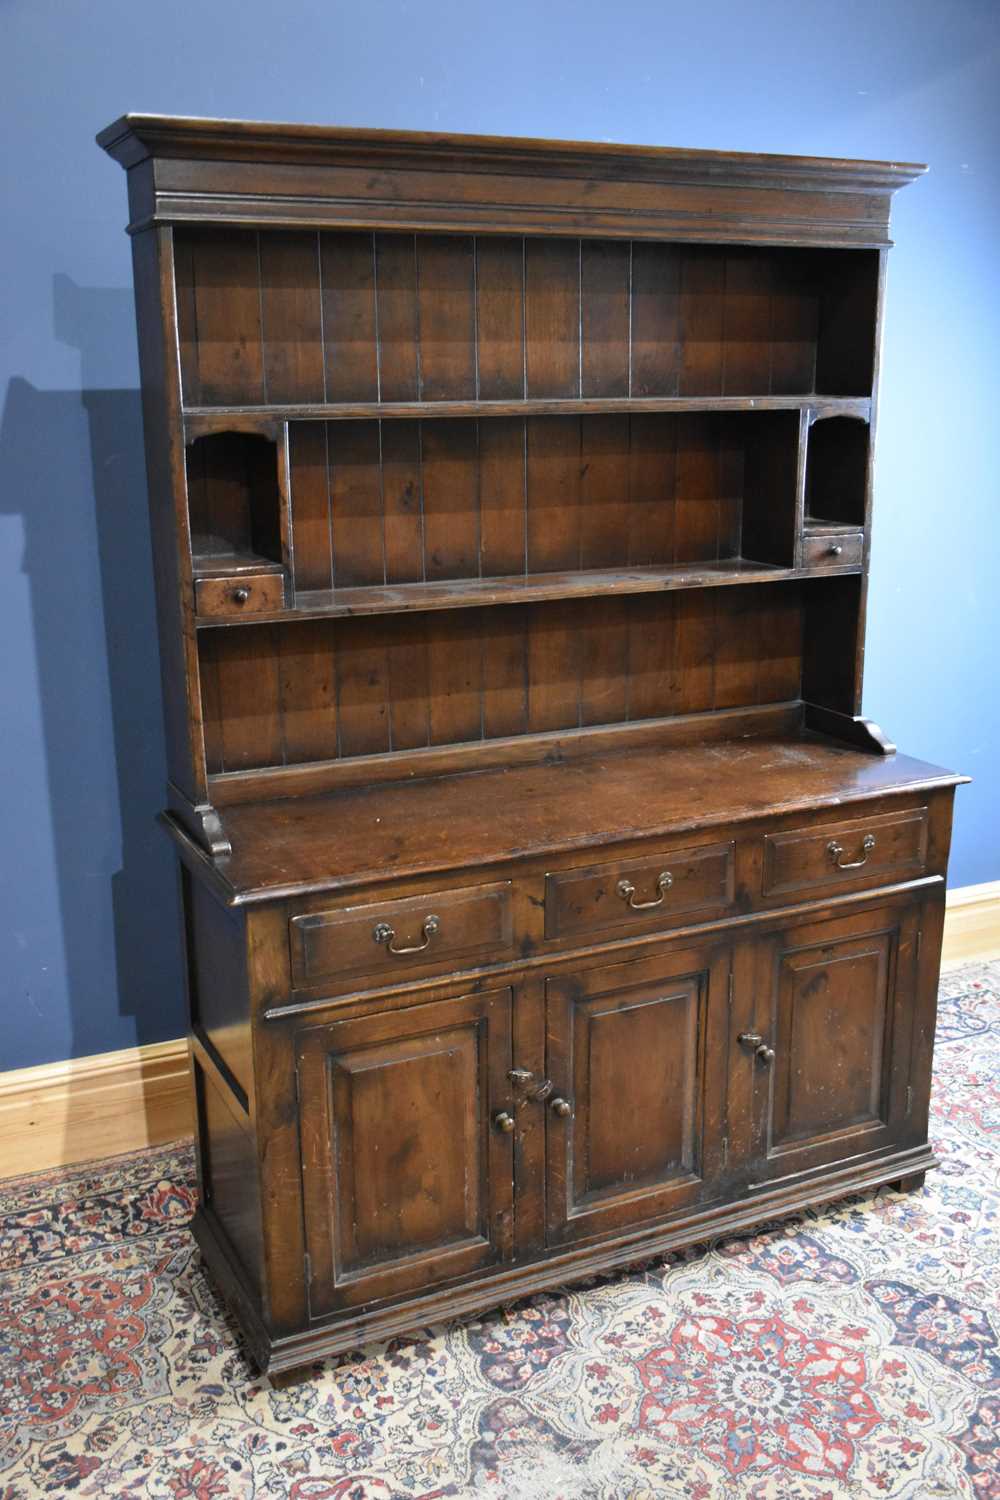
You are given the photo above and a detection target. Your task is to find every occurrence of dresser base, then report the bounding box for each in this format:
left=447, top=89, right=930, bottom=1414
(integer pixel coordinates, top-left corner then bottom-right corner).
left=192, top=1142, right=936, bottom=1376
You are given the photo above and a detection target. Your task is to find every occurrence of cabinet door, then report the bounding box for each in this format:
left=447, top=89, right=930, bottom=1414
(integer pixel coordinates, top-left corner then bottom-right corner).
left=745, top=902, right=920, bottom=1184
left=545, top=943, right=731, bottom=1247
left=296, top=989, right=513, bottom=1316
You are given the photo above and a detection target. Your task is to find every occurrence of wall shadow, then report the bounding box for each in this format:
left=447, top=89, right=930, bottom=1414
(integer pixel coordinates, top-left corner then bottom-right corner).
left=0, top=275, right=185, bottom=1070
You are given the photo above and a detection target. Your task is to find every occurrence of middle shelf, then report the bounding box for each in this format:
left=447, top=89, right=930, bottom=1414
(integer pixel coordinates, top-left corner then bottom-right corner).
left=194, top=556, right=859, bottom=626
left=187, top=404, right=869, bottom=626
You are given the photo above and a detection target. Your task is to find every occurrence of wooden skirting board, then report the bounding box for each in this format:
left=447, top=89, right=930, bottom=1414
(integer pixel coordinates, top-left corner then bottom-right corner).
left=941, top=878, right=1000, bottom=968
left=0, top=882, right=997, bottom=1180
left=0, top=1039, right=192, bottom=1180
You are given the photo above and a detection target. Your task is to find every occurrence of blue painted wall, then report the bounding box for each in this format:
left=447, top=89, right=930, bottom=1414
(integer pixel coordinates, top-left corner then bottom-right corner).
left=2, top=0, right=998, bottom=1069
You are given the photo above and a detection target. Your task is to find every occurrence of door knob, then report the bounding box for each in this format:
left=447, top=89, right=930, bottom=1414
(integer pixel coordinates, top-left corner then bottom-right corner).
left=550, top=1097, right=573, bottom=1118
left=739, top=1032, right=776, bottom=1065
left=493, top=1112, right=515, bottom=1133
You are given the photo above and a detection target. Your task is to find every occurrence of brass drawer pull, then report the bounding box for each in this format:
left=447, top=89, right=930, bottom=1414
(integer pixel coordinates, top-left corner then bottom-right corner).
left=827, top=833, right=876, bottom=870
left=550, top=1097, right=573, bottom=1118
left=616, top=871, right=673, bottom=910
left=739, top=1031, right=776, bottom=1064
left=493, top=1112, right=515, bottom=1134
left=373, top=914, right=440, bottom=955
left=232, top=586, right=251, bottom=605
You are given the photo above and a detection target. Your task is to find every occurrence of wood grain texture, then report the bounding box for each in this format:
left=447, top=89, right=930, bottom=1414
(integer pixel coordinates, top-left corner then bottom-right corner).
left=200, top=740, right=960, bottom=902
left=197, top=584, right=807, bottom=773
left=0, top=1040, right=192, bottom=1178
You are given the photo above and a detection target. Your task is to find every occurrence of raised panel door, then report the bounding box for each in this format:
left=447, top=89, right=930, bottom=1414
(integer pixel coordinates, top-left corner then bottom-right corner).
left=746, top=902, right=920, bottom=1183
left=296, top=989, right=513, bottom=1314
left=545, top=942, right=731, bottom=1246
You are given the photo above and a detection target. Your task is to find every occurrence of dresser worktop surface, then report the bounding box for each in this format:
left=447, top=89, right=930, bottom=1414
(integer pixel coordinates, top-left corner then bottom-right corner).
left=170, top=733, right=963, bottom=904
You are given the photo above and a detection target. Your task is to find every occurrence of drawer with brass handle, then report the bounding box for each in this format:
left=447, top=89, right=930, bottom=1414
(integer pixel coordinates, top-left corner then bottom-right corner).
left=544, top=842, right=735, bottom=941
left=762, top=807, right=929, bottom=898
left=290, top=882, right=514, bottom=990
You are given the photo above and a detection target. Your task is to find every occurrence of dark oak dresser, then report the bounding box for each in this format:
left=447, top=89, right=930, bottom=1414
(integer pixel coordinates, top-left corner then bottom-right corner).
left=99, top=116, right=966, bottom=1373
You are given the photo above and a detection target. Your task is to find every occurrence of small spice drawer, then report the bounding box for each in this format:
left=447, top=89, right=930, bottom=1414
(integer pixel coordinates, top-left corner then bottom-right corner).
left=195, top=572, right=285, bottom=618
left=802, top=531, right=864, bottom=570
left=544, top=841, right=735, bottom=941
left=762, top=807, right=929, bottom=899
left=289, top=881, right=514, bottom=990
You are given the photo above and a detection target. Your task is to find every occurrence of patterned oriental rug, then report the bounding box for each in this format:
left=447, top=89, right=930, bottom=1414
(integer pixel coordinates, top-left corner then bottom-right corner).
left=1, top=962, right=998, bottom=1500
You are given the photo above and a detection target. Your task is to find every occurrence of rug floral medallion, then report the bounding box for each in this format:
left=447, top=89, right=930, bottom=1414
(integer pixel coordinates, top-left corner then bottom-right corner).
left=1, top=962, right=998, bottom=1499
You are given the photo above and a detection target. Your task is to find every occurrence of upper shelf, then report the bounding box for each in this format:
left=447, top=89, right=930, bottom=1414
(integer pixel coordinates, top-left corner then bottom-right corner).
left=183, top=395, right=872, bottom=441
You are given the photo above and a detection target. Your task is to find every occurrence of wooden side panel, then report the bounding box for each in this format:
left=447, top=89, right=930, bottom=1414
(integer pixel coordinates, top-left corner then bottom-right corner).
left=195, top=1060, right=263, bottom=1291
left=186, top=876, right=252, bottom=1104
left=132, top=228, right=210, bottom=802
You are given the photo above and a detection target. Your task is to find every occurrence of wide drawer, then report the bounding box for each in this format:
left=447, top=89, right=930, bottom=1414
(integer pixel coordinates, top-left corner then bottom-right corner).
left=545, top=842, right=735, bottom=941
left=762, top=807, right=929, bottom=898
left=290, top=882, right=514, bottom=988
left=195, top=571, right=285, bottom=618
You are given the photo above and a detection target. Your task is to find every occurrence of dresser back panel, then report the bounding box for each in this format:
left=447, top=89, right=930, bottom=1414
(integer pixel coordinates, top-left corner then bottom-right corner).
left=283, top=411, right=798, bottom=594
left=199, top=583, right=804, bottom=772
left=174, top=228, right=879, bottom=408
